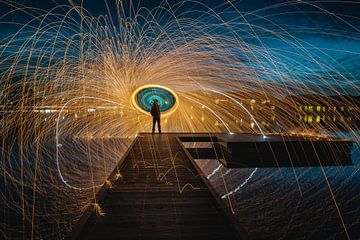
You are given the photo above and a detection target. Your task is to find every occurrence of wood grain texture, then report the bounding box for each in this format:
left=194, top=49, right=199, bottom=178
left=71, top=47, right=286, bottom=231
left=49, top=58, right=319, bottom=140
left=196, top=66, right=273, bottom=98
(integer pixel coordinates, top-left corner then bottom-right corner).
left=76, top=133, right=242, bottom=240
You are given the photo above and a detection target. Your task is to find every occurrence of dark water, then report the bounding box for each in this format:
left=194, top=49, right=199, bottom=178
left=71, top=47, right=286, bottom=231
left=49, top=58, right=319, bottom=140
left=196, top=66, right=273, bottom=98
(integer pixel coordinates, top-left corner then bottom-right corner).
left=194, top=133, right=360, bottom=239
left=0, top=137, right=131, bottom=239
left=1, top=133, right=359, bottom=239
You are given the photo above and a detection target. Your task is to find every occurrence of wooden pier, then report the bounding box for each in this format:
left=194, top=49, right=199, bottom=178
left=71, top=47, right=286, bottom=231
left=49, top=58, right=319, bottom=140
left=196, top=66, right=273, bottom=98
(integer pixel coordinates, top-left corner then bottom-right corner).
left=69, top=132, right=353, bottom=239
left=71, top=133, right=244, bottom=240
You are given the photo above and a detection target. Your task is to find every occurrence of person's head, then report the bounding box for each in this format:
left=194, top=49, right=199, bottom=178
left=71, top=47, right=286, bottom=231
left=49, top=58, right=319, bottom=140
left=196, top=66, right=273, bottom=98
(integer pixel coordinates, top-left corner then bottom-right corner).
left=153, top=99, right=158, bottom=105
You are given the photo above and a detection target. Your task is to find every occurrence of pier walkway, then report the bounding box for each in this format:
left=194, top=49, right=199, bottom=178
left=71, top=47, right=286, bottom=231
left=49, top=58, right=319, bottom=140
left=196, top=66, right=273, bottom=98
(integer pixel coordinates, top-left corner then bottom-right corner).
left=73, top=133, right=243, bottom=240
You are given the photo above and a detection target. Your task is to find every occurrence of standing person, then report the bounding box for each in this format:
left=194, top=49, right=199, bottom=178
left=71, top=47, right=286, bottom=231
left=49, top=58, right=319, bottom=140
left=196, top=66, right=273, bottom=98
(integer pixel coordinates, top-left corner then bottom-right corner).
left=150, top=99, right=161, bottom=134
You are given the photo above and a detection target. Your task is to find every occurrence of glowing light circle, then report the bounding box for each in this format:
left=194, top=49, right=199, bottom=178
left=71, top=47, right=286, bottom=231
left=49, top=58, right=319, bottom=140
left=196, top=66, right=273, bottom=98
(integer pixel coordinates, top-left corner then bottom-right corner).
left=131, top=84, right=179, bottom=116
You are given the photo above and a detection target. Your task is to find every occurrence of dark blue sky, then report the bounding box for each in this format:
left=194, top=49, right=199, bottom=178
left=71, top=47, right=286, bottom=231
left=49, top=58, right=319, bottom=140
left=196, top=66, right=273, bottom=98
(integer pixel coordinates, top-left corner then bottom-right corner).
left=1, top=0, right=359, bottom=34
left=0, top=0, right=359, bottom=94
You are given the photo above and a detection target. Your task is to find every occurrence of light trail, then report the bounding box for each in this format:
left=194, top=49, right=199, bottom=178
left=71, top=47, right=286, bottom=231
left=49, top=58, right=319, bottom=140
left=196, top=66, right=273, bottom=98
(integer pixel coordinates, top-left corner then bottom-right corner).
left=205, top=88, right=267, bottom=138
left=221, top=168, right=258, bottom=199
left=55, top=96, right=131, bottom=190
left=207, top=164, right=222, bottom=179
left=0, top=0, right=358, bottom=239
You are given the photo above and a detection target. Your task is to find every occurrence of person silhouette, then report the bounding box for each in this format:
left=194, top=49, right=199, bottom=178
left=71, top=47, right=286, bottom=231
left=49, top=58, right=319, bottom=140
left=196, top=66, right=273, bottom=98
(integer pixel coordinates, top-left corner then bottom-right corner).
left=150, top=99, right=161, bottom=134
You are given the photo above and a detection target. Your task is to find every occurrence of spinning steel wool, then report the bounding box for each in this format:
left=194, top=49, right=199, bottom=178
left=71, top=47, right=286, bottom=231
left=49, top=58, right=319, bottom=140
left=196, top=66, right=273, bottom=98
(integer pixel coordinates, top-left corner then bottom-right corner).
left=0, top=0, right=359, bottom=239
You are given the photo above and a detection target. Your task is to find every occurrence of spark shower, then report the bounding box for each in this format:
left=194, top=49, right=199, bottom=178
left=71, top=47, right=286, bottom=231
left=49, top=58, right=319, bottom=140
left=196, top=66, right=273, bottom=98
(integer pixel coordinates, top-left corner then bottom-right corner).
left=0, top=0, right=359, bottom=239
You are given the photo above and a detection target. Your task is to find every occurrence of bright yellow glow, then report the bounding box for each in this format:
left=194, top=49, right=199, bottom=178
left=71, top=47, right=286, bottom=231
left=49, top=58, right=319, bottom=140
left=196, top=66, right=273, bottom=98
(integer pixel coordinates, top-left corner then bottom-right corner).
left=0, top=1, right=358, bottom=238
left=130, top=84, right=179, bottom=117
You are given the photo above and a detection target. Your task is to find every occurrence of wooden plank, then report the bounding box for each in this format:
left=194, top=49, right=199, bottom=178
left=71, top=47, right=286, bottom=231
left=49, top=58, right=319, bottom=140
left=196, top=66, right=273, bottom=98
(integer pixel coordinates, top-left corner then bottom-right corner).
left=66, top=137, right=139, bottom=240
left=176, top=136, right=249, bottom=239
left=72, top=133, right=244, bottom=240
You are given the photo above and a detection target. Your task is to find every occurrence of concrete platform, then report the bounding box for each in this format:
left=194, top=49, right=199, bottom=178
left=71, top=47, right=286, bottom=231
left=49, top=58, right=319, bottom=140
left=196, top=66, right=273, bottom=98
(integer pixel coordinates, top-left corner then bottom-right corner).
left=177, top=133, right=354, bottom=168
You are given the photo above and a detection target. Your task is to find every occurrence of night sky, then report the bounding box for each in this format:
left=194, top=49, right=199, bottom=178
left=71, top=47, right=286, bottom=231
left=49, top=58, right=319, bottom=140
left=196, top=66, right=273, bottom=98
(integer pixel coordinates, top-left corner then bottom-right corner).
left=0, top=0, right=359, bottom=94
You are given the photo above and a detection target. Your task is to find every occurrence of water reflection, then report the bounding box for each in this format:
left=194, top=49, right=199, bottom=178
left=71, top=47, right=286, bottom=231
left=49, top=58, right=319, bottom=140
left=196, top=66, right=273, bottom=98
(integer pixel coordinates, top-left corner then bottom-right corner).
left=193, top=132, right=359, bottom=239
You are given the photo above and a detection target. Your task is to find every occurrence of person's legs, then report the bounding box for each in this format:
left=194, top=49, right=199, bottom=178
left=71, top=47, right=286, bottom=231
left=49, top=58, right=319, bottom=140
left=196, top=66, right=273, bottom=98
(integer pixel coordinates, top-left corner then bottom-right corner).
left=152, top=117, right=156, bottom=133
left=157, top=118, right=161, bottom=133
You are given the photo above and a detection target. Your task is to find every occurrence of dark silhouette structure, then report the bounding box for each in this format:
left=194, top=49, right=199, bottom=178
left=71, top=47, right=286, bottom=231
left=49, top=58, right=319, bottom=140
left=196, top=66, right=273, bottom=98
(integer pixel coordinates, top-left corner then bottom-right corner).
left=150, top=99, right=161, bottom=133
left=177, top=134, right=353, bottom=168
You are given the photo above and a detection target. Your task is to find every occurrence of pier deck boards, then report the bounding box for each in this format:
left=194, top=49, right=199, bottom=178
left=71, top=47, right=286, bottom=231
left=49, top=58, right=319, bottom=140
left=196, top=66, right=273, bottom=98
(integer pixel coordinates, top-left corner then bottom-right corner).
left=75, top=133, right=242, bottom=240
